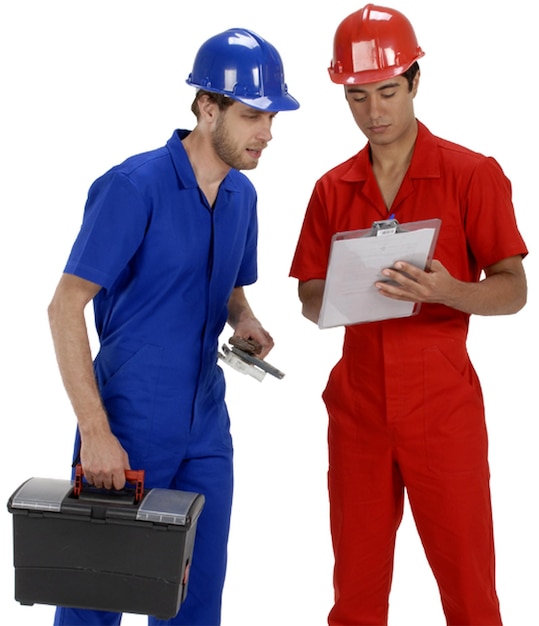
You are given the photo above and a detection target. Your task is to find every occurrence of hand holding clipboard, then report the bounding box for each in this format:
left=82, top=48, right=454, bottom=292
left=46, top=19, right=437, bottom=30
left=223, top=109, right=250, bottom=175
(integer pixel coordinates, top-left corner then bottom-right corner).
left=318, top=218, right=441, bottom=328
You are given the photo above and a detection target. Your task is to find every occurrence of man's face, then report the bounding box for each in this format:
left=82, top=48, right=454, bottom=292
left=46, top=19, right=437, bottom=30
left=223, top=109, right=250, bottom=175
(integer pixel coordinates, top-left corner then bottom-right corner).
left=212, top=101, right=276, bottom=171
left=344, top=73, right=419, bottom=147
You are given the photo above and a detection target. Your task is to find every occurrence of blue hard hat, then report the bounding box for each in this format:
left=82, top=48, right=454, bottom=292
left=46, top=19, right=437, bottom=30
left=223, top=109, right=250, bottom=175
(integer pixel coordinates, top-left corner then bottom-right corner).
left=186, top=28, right=299, bottom=112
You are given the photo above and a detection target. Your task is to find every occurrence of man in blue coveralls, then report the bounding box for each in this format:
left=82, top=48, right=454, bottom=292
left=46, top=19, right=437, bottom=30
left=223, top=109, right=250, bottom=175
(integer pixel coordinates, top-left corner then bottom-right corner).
left=47, top=28, right=299, bottom=626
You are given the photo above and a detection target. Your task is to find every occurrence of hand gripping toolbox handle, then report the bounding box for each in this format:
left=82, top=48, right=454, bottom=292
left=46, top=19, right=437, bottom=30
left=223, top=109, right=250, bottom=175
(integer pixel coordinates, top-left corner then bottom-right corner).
left=73, top=464, right=145, bottom=504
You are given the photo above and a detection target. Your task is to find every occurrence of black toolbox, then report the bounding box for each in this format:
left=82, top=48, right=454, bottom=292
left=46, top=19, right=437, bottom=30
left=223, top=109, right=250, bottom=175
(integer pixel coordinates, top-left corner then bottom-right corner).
left=7, top=467, right=205, bottom=620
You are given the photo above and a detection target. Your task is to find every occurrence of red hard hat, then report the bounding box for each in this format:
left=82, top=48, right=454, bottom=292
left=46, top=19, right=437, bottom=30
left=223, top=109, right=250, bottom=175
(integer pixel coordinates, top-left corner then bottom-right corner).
left=328, top=4, right=425, bottom=85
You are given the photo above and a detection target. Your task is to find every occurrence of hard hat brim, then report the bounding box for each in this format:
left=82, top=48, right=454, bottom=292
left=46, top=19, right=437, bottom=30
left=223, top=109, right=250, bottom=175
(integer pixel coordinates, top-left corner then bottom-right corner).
left=186, top=81, right=300, bottom=112
left=233, top=93, right=300, bottom=112
left=328, top=58, right=422, bottom=86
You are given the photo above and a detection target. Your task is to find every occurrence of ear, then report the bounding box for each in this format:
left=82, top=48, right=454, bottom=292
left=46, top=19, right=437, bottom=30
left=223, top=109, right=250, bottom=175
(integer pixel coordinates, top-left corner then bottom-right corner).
left=412, top=70, right=420, bottom=97
left=197, top=94, right=219, bottom=122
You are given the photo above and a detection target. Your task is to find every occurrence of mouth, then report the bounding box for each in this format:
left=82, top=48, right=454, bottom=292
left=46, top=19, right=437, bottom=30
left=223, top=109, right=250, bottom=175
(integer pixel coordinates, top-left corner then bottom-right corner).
left=368, top=124, right=390, bottom=134
left=246, top=148, right=263, bottom=159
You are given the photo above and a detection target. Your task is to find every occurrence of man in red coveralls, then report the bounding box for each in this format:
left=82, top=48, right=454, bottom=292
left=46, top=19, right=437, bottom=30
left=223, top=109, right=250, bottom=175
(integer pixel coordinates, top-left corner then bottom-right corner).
left=289, top=5, right=528, bottom=625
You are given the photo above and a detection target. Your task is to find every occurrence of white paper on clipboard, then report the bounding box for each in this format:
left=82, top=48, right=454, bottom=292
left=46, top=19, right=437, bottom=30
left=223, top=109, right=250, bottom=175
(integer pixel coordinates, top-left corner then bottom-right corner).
left=318, top=218, right=441, bottom=329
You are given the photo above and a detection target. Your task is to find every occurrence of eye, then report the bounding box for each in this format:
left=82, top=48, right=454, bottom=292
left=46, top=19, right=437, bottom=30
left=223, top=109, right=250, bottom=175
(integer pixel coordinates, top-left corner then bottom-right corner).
left=349, top=94, right=367, bottom=103
left=381, top=91, right=396, bottom=99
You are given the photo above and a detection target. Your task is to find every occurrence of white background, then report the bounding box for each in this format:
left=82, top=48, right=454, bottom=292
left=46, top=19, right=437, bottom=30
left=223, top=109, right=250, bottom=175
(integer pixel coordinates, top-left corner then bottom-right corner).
left=1, top=1, right=536, bottom=624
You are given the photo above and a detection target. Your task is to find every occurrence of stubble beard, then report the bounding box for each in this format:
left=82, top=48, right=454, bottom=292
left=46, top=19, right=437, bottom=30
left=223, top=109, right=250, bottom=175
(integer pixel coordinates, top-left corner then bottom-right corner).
left=212, top=116, right=258, bottom=171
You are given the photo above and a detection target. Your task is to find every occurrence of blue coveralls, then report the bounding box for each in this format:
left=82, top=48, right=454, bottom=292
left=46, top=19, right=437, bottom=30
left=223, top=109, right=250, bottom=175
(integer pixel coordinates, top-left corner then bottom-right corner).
left=53, top=130, right=258, bottom=626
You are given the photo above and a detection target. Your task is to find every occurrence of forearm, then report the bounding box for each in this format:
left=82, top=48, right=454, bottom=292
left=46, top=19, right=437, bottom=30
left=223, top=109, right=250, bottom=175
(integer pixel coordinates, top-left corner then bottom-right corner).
left=298, top=279, right=325, bottom=324
left=48, top=275, right=130, bottom=488
left=48, top=298, right=109, bottom=436
left=227, top=287, right=257, bottom=329
left=440, top=267, right=527, bottom=316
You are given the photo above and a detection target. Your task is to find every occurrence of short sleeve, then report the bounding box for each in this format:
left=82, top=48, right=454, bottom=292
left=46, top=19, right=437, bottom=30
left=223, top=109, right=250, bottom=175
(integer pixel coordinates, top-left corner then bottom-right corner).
left=464, top=157, right=527, bottom=269
left=64, top=170, right=150, bottom=290
left=289, top=181, right=333, bottom=281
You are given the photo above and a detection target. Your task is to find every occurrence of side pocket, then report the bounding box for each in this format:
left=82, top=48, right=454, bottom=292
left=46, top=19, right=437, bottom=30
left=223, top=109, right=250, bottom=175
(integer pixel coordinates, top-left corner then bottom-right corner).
left=95, top=343, right=164, bottom=455
left=423, top=344, right=489, bottom=475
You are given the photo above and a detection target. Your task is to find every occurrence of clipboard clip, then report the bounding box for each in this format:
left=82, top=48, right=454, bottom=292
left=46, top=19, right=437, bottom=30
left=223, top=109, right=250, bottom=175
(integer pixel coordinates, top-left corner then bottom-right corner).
left=368, top=217, right=403, bottom=237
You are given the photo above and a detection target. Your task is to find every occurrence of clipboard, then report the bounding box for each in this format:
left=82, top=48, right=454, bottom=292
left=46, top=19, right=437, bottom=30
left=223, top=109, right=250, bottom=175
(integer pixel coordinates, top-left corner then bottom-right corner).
left=318, top=218, right=441, bottom=329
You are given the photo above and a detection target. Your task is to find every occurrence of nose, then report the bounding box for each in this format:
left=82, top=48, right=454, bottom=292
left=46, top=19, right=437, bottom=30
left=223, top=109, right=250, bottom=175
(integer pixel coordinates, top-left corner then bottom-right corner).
left=256, top=115, right=274, bottom=143
left=367, top=96, right=383, bottom=120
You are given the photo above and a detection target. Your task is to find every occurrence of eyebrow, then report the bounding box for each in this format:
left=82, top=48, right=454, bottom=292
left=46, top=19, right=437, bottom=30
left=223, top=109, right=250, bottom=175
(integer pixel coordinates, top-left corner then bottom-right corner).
left=346, top=82, right=400, bottom=94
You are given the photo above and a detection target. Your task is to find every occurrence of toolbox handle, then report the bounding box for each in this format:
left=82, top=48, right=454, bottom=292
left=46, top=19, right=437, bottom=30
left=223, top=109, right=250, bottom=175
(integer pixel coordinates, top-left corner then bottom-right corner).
left=73, top=464, right=145, bottom=504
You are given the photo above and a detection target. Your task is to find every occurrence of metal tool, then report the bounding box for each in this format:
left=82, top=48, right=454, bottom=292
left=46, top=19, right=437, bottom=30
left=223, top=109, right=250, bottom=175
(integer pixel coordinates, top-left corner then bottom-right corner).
left=218, top=337, right=285, bottom=382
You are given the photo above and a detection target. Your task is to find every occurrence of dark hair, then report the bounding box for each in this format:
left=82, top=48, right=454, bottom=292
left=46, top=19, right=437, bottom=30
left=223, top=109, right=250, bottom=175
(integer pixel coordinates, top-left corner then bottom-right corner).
left=401, top=62, right=420, bottom=91
left=191, top=90, right=235, bottom=118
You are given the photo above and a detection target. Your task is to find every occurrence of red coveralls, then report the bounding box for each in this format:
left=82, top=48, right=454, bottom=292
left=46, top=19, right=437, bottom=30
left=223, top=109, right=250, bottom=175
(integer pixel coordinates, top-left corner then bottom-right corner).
left=290, top=122, right=527, bottom=626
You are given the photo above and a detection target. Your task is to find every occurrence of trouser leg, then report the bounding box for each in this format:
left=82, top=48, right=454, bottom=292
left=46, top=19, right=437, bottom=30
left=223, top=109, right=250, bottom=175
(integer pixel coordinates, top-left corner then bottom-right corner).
left=410, top=348, right=502, bottom=626
left=408, top=473, right=501, bottom=626
left=147, top=448, right=234, bottom=626
left=327, top=407, right=404, bottom=626
left=402, top=410, right=502, bottom=626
